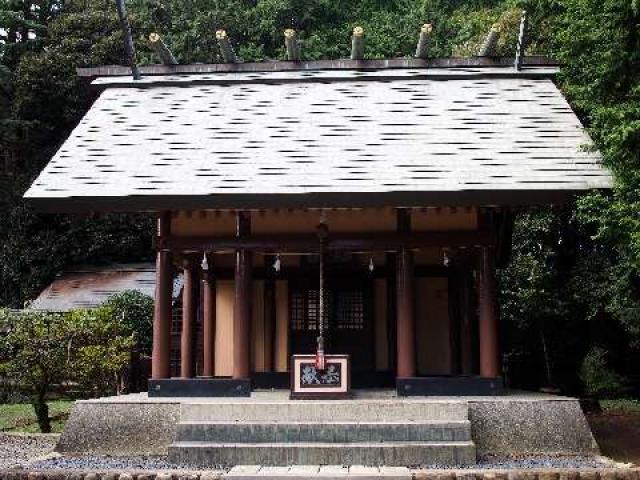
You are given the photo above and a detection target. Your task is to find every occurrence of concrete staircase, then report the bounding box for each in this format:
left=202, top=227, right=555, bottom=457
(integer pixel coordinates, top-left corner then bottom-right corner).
left=168, top=398, right=476, bottom=467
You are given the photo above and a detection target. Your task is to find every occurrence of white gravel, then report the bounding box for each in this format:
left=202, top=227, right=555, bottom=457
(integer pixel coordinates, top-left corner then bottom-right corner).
left=28, top=455, right=192, bottom=471
left=25, top=454, right=610, bottom=472
left=0, top=433, right=59, bottom=469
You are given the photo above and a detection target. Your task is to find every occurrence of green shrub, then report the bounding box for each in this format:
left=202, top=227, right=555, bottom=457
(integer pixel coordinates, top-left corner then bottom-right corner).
left=0, top=308, right=75, bottom=432
left=100, top=290, right=154, bottom=356
left=68, top=307, right=134, bottom=397
left=0, top=306, right=135, bottom=431
left=580, top=347, right=626, bottom=398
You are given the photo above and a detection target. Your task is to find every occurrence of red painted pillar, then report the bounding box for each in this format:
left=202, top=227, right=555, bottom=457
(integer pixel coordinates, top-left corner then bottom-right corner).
left=396, top=247, right=416, bottom=378
left=181, top=258, right=198, bottom=378
left=152, top=212, right=172, bottom=380
left=478, top=246, right=500, bottom=378
left=263, top=256, right=276, bottom=373
left=202, top=269, right=216, bottom=377
left=233, top=212, right=252, bottom=380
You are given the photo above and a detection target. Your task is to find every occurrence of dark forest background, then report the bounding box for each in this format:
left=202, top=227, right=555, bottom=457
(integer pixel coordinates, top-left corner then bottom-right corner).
left=1, top=0, right=639, bottom=397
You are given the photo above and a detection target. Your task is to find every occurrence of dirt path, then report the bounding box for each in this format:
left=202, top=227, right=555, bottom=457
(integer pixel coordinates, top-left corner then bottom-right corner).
left=588, top=413, right=640, bottom=466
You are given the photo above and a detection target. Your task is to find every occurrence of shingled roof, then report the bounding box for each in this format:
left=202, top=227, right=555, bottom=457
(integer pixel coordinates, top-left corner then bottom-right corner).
left=28, top=263, right=183, bottom=311
left=24, top=61, right=612, bottom=212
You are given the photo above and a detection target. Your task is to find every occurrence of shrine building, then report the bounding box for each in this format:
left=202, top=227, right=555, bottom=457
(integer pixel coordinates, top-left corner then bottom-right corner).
left=24, top=56, right=612, bottom=398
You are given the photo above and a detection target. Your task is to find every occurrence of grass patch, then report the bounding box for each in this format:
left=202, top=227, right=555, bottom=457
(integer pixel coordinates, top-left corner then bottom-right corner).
left=600, top=398, right=640, bottom=414
left=0, top=400, right=74, bottom=433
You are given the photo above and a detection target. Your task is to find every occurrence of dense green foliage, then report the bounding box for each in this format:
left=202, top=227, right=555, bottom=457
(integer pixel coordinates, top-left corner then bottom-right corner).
left=0, top=309, right=72, bottom=431
left=1, top=0, right=639, bottom=396
left=0, top=291, right=152, bottom=431
left=101, top=290, right=154, bottom=356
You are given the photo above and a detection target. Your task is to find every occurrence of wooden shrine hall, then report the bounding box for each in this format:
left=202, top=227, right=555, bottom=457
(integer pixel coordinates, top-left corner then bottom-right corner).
left=25, top=46, right=612, bottom=396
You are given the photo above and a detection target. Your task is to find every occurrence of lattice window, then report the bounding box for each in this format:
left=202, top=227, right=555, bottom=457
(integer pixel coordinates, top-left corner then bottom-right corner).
left=335, top=290, right=365, bottom=330
left=171, top=298, right=182, bottom=335
left=290, top=288, right=329, bottom=331
left=170, top=348, right=181, bottom=378
left=291, top=287, right=363, bottom=331
left=290, top=290, right=306, bottom=331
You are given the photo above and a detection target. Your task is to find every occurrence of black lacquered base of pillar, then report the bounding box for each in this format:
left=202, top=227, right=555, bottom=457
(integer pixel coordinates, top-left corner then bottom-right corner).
left=148, top=378, right=251, bottom=397
left=396, top=376, right=504, bottom=396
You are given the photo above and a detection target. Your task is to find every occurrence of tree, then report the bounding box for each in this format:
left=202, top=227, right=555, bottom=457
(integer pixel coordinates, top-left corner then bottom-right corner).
left=0, top=309, right=73, bottom=432
left=0, top=307, right=135, bottom=431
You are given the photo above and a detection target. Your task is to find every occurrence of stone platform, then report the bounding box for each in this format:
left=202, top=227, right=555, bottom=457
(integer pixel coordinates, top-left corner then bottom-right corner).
left=55, top=390, right=599, bottom=467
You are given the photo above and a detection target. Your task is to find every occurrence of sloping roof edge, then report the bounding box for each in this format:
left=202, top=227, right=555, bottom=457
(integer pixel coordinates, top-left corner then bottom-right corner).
left=25, top=189, right=606, bottom=214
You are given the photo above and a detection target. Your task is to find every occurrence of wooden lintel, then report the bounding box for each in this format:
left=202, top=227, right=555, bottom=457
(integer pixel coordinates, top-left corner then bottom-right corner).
left=159, top=230, right=496, bottom=253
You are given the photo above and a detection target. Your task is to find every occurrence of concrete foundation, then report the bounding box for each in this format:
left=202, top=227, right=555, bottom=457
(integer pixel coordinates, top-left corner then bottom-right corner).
left=469, top=397, right=599, bottom=456
left=56, top=399, right=180, bottom=455
left=55, top=390, right=599, bottom=462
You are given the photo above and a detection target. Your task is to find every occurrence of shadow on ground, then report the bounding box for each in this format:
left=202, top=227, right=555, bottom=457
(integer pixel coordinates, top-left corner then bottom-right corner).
left=588, top=413, right=640, bottom=466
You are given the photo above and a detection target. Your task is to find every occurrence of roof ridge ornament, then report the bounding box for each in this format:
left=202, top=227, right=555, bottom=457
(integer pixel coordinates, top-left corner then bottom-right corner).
left=284, top=28, right=301, bottom=61
left=114, top=0, right=141, bottom=80
left=216, top=29, right=239, bottom=63
left=514, top=10, right=528, bottom=71
left=415, top=23, right=433, bottom=59
left=478, top=24, right=500, bottom=57
left=149, top=33, right=178, bottom=65
left=351, top=26, right=365, bottom=60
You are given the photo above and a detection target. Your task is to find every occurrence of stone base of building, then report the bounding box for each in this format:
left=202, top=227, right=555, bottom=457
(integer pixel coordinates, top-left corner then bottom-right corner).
left=396, top=376, right=504, bottom=397
left=55, top=390, right=599, bottom=461
left=148, top=378, right=251, bottom=397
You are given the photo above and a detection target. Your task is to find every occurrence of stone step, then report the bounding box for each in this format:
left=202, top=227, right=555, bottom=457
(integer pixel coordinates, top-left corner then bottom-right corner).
left=168, top=440, right=477, bottom=466
left=180, top=400, right=469, bottom=422
left=176, top=420, right=472, bottom=443
left=223, top=464, right=412, bottom=479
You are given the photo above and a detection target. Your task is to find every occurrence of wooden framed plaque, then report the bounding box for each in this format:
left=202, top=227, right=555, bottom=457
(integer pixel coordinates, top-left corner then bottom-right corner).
left=290, top=354, right=351, bottom=399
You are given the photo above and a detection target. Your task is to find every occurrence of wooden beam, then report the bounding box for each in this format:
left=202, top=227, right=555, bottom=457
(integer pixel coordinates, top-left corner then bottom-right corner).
left=351, top=26, right=364, bottom=60
left=284, top=29, right=301, bottom=61
left=478, top=247, right=500, bottom=378
left=180, top=257, right=198, bottom=378
left=396, top=247, right=416, bottom=378
left=216, top=29, right=238, bottom=63
left=202, top=269, right=216, bottom=377
left=233, top=211, right=252, bottom=380
left=478, top=25, right=500, bottom=57
left=151, top=212, right=172, bottom=380
left=160, top=230, right=495, bottom=254
left=149, top=33, right=178, bottom=65
left=415, top=24, right=432, bottom=59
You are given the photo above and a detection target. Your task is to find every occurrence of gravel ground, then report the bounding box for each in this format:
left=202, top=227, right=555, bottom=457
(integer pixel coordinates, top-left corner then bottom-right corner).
left=418, top=455, right=612, bottom=470
left=28, top=455, right=194, bottom=471
left=0, top=433, right=59, bottom=469
left=24, top=454, right=610, bottom=471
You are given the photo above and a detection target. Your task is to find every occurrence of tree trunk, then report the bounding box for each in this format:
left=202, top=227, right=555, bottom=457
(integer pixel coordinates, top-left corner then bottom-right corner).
left=32, top=392, right=50, bottom=433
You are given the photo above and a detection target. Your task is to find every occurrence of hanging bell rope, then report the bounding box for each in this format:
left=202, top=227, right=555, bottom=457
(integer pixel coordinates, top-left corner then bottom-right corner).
left=315, top=221, right=329, bottom=371
left=148, top=33, right=178, bottom=65
left=477, top=24, right=500, bottom=57
left=415, top=23, right=433, bottom=59
left=350, top=26, right=365, bottom=60
left=216, top=29, right=238, bottom=63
